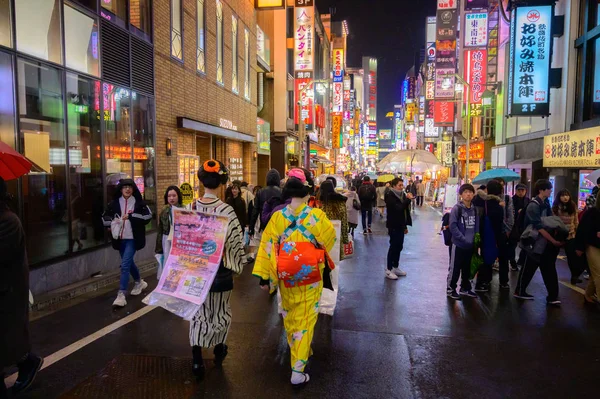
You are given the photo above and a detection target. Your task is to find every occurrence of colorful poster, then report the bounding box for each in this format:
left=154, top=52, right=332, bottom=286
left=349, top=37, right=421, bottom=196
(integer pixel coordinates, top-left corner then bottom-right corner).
left=435, top=67, right=455, bottom=98
left=149, top=209, right=229, bottom=317
left=507, top=5, right=553, bottom=116
left=464, top=12, right=488, bottom=47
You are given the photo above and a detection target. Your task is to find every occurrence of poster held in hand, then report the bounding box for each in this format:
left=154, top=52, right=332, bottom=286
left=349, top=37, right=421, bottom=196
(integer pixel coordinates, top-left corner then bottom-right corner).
left=143, top=208, right=229, bottom=320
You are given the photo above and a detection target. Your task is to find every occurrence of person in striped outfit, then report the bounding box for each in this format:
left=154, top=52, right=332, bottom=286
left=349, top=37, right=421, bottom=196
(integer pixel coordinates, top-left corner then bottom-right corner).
left=189, top=160, right=244, bottom=380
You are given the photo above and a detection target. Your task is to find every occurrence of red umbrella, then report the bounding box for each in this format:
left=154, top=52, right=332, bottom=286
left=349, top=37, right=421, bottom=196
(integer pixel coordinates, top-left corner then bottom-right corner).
left=0, top=141, right=32, bottom=180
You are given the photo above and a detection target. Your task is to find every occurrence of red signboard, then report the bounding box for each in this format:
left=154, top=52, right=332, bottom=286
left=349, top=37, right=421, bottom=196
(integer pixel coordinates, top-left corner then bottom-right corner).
left=294, top=77, right=313, bottom=125
left=464, top=49, right=487, bottom=105
left=315, top=104, right=325, bottom=128
left=434, top=101, right=454, bottom=127
left=425, top=143, right=435, bottom=153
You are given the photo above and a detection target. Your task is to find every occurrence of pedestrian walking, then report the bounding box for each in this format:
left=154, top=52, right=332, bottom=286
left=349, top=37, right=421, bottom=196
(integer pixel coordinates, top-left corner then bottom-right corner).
left=358, top=176, right=377, bottom=234
left=406, top=179, right=417, bottom=210
left=1, top=177, right=44, bottom=398
left=376, top=182, right=387, bottom=218
left=253, top=168, right=336, bottom=385
left=494, top=178, right=514, bottom=278
left=514, top=179, right=565, bottom=305
left=155, top=186, right=183, bottom=278
left=226, top=182, right=247, bottom=227
left=189, top=160, right=244, bottom=380
left=318, top=180, right=349, bottom=260
left=575, top=194, right=600, bottom=308
left=473, top=180, right=507, bottom=291
left=384, top=178, right=413, bottom=280
left=509, top=183, right=530, bottom=270
left=416, top=178, right=425, bottom=207
left=344, top=186, right=361, bottom=237
left=102, top=179, right=153, bottom=308
left=552, top=189, right=582, bottom=284
left=249, top=169, right=282, bottom=235
left=239, top=182, right=255, bottom=226
left=446, top=184, right=479, bottom=299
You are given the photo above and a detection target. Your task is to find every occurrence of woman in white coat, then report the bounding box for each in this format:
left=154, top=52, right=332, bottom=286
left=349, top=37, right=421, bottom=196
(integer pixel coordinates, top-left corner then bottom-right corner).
left=345, top=186, right=361, bottom=237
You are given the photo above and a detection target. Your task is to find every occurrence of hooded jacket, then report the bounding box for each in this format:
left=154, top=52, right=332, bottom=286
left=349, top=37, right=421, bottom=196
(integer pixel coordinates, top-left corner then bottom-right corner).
left=385, top=189, right=412, bottom=230
left=473, top=189, right=505, bottom=244
left=102, top=179, right=153, bottom=250
left=449, top=201, right=479, bottom=249
left=250, top=169, right=282, bottom=232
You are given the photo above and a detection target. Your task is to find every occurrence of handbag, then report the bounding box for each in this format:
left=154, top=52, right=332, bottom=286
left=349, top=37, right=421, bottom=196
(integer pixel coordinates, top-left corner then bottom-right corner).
left=111, top=215, right=124, bottom=240
left=343, top=235, right=354, bottom=257
left=352, top=199, right=361, bottom=211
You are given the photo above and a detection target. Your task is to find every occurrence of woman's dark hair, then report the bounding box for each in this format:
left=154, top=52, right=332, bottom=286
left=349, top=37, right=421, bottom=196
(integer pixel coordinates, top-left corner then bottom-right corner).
left=283, top=168, right=314, bottom=199
left=552, top=188, right=576, bottom=215
left=230, top=182, right=241, bottom=197
left=487, top=180, right=503, bottom=196
left=198, top=160, right=229, bottom=189
left=317, top=181, right=337, bottom=205
left=164, top=185, right=183, bottom=205
left=253, top=185, right=262, bottom=195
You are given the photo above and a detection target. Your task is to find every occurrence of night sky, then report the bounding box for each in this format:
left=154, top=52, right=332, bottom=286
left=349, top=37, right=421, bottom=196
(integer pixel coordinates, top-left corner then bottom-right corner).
left=316, top=0, right=437, bottom=128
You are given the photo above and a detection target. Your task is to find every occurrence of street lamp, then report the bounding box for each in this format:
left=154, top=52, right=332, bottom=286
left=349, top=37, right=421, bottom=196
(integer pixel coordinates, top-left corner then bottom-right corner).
left=297, top=79, right=329, bottom=169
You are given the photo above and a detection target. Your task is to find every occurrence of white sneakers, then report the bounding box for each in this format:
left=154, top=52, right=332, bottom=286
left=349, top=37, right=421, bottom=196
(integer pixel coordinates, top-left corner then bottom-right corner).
left=130, top=280, right=148, bottom=296
left=113, top=280, right=147, bottom=307
left=113, top=292, right=127, bottom=307
left=291, top=371, right=310, bottom=385
left=385, top=268, right=407, bottom=280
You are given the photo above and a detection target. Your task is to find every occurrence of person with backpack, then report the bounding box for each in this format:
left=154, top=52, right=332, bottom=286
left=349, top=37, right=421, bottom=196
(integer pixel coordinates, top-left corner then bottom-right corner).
left=446, top=184, right=479, bottom=300
left=345, top=186, right=361, bottom=237
left=473, top=180, right=506, bottom=292
left=509, top=183, right=530, bottom=270
left=249, top=169, right=282, bottom=235
left=358, top=176, right=377, bottom=234
left=514, top=179, right=565, bottom=305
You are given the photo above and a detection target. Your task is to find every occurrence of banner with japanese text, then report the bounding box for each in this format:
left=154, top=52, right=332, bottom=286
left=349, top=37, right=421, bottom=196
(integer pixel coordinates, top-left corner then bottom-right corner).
left=464, top=12, right=488, bottom=47
left=543, top=128, right=600, bottom=168
left=507, top=5, right=553, bottom=116
left=332, top=114, right=343, bottom=149
left=294, top=71, right=314, bottom=126
left=294, top=0, right=314, bottom=72
left=464, top=49, right=487, bottom=106
left=434, top=101, right=455, bottom=127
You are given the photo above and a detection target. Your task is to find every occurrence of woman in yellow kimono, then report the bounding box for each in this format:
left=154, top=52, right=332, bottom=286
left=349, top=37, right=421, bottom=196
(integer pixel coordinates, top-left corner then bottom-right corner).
left=253, top=168, right=336, bottom=385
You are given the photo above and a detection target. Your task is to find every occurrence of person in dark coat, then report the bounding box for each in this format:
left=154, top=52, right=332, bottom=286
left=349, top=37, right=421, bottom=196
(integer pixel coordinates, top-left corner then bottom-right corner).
left=384, top=178, right=414, bottom=280
left=1, top=177, right=43, bottom=397
left=358, top=176, right=377, bottom=234
left=226, top=182, right=248, bottom=227
left=102, top=178, right=153, bottom=308
left=249, top=169, right=282, bottom=234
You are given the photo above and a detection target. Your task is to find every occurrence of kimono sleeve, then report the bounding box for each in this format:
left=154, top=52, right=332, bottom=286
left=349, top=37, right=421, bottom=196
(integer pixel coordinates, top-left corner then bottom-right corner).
left=223, top=213, right=245, bottom=274
left=311, top=208, right=336, bottom=253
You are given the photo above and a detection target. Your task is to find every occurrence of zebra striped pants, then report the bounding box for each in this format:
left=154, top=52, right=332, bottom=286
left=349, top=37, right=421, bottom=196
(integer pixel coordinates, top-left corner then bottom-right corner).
left=189, top=291, right=232, bottom=348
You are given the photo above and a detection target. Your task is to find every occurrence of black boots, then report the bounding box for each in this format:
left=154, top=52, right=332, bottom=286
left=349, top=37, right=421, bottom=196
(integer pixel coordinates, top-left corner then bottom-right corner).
left=10, top=353, right=44, bottom=397
left=192, top=346, right=205, bottom=379
left=214, top=344, right=228, bottom=366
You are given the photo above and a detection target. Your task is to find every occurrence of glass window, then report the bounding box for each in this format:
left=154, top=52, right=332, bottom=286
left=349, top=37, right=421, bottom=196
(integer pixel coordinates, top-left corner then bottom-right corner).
left=15, top=0, right=62, bottom=64
left=197, top=0, right=205, bottom=73
left=0, top=0, right=11, bottom=48
left=132, top=93, right=156, bottom=228
left=101, top=0, right=127, bottom=27
left=244, top=29, right=250, bottom=100
left=17, top=59, right=66, bottom=264
left=0, top=51, right=17, bottom=207
left=102, top=83, right=132, bottom=200
left=216, top=0, right=223, bottom=84
left=171, top=0, right=182, bottom=60
left=64, top=5, right=100, bottom=77
left=232, top=16, right=238, bottom=93
left=66, top=73, right=105, bottom=251
left=130, top=0, right=152, bottom=39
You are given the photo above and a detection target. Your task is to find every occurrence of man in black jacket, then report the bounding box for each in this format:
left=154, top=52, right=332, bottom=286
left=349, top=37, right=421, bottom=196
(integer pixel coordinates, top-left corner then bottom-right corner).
left=384, top=178, right=414, bottom=280
left=358, top=176, right=377, bottom=234
left=509, top=183, right=530, bottom=270
left=249, top=169, right=281, bottom=234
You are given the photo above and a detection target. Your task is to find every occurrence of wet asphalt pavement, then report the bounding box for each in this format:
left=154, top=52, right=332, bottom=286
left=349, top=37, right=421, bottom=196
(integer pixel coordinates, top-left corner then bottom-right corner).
left=9, top=205, right=600, bottom=398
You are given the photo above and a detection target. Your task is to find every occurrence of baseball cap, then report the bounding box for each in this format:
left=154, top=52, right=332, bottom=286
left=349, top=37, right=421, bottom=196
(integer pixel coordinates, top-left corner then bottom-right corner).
left=516, top=183, right=527, bottom=190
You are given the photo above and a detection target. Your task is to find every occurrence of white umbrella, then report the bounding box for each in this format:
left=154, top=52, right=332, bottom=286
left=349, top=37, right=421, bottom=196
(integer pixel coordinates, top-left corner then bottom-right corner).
left=377, top=149, right=442, bottom=174
left=315, top=174, right=347, bottom=190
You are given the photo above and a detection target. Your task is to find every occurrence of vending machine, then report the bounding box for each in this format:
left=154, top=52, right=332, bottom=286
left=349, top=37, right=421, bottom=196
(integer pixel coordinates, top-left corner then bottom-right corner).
left=578, top=170, right=595, bottom=210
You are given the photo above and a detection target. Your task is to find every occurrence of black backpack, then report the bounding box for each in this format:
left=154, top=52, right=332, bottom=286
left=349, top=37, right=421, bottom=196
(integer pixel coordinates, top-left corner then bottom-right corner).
left=442, top=207, right=462, bottom=247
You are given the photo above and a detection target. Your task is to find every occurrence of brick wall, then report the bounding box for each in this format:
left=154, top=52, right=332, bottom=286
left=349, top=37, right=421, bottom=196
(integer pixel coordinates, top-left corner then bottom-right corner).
left=154, top=0, right=258, bottom=198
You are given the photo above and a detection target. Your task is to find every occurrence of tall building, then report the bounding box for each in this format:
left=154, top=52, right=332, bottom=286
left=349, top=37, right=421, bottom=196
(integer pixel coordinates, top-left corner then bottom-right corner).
left=363, top=56, right=378, bottom=168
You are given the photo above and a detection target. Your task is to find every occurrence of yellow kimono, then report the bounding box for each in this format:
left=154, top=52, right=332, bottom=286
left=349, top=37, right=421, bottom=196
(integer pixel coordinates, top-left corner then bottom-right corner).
left=253, top=204, right=336, bottom=373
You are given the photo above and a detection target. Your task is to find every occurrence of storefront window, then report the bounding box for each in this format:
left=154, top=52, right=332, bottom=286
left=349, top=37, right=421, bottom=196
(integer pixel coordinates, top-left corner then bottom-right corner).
left=64, top=5, right=100, bottom=77
left=171, top=0, right=182, bottom=60
left=132, top=92, right=156, bottom=228
left=232, top=15, right=238, bottom=93
left=103, top=83, right=132, bottom=200
left=101, top=0, right=127, bottom=28
left=17, top=59, right=66, bottom=264
left=216, top=0, right=223, bottom=84
left=66, top=73, right=105, bottom=252
left=0, top=0, right=11, bottom=48
left=197, top=0, right=205, bottom=73
left=15, top=0, right=62, bottom=64
left=130, top=0, right=152, bottom=40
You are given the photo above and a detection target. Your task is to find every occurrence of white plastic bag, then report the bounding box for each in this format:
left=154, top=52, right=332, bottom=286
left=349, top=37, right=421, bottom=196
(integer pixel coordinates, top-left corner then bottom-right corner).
left=110, top=215, right=124, bottom=240
left=319, top=220, right=341, bottom=316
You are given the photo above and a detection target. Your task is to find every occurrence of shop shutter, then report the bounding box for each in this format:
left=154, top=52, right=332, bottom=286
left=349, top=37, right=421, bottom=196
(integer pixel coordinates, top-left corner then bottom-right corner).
left=100, top=20, right=130, bottom=88
left=131, top=36, right=154, bottom=96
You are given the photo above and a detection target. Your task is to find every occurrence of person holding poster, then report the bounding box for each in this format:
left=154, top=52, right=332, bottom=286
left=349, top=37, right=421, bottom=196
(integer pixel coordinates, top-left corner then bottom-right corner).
left=189, top=160, right=244, bottom=379
left=155, top=186, right=183, bottom=278
left=253, top=168, right=337, bottom=386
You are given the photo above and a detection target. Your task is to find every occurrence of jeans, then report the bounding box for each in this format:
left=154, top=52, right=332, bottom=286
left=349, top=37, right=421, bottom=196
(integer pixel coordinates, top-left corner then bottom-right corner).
left=361, top=209, right=373, bottom=230
left=416, top=196, right=424, bottom=206
left=119, top=239, right=141, bottom=292
left=565, top=239, right=584, bottom=279
left=515, top=245, right=560, bottom=301
left=387, top=228, right=406, bottom=270
left=447, top=245, right=473, bottom=291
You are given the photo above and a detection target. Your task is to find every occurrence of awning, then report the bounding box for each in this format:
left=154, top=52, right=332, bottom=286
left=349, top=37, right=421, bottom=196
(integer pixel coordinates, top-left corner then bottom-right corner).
left=309, top=140, right=330, bottom=152
left=177, top=117, right=256, bottom=143
left=312, top=155, right=333, bottom=165
left=507, top=158, right=542, bottom=169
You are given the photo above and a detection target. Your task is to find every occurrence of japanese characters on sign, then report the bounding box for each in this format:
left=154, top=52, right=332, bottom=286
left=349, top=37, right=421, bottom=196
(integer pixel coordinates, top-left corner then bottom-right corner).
left=294, top=71, right=314, bottom=125
left=333, top=81, right=343, bottom=113
left=436, top=10, right=458, bottom=41
left=464, top=12, right=488, bottom=47
left=464, top=49, right=488, bottom=105
left=425, top=118, right=439, bottom=138
left=435, top=67, right=455, bottom=98
left=294, top=1, right=314, bottom=72
left=508, top=5, right=553, bottom=116
left=332, top=114, right=343, bottom=149
left=333, top=48, right=344, bottom=82
left=426, top=80, right=435, bottom=100
left=543, top=128, right=600, bottom=167
left=440, top=141, right=453, bottom=166
left=437, top=0, right=457, bottom=9
left=434, top=101, right=454, bottom=127
left=458, top=141, right=484, bottom=160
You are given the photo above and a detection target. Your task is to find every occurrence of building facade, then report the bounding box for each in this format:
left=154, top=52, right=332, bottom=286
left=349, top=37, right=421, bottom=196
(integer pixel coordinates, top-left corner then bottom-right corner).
left=0, top=0, right=157, bottom=294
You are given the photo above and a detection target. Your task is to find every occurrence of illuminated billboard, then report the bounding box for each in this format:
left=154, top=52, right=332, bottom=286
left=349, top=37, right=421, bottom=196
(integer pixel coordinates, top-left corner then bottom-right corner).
left=294, top=1, right=314, bottom=72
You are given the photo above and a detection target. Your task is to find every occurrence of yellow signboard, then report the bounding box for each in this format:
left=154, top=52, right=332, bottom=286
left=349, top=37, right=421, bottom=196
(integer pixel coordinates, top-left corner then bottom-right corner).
left=332, top=114, right=342, bottom=149
left=255, top=0, right=285, bottom=9
left=180, top=183, right=195, bottom=206
left=543, top=127, right=600, bottom=168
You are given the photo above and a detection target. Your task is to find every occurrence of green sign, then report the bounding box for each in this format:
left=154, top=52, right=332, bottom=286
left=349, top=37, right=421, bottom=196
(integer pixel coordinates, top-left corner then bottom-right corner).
left=180, top=183, right=194, bottom=206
